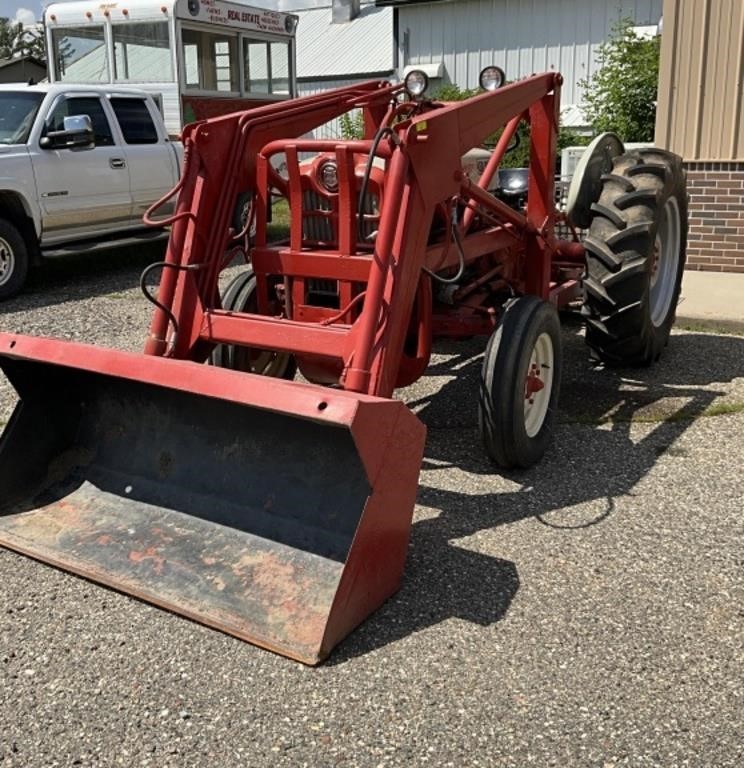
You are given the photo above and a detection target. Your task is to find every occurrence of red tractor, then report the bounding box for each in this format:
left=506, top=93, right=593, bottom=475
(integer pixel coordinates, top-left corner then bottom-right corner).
left=0, top=70, right=687, bottom=664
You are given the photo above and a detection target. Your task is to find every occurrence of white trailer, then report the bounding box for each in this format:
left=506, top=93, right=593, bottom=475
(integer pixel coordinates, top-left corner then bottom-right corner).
left=44, top=0, right=299, bottom=136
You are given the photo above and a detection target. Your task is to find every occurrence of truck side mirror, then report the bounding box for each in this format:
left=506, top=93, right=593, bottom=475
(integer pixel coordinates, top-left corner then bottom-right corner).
left=40, top=114, right=94, bottom=150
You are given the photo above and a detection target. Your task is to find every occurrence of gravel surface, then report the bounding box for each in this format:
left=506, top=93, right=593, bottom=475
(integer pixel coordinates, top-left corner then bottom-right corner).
left=0, top=252, right=742, bottom=767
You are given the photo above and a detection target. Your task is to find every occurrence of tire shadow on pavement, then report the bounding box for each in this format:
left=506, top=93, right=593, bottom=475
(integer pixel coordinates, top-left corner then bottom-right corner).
left=330, top=322, right=744, bottom=663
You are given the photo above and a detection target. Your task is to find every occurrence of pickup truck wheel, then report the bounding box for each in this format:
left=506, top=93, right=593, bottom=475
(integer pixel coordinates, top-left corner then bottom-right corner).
left=0, top=219, right=29, bottom=301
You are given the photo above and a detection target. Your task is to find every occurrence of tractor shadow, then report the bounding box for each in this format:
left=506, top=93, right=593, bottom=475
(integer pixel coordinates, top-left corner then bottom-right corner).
left=330, top=318, right=744, bottom=663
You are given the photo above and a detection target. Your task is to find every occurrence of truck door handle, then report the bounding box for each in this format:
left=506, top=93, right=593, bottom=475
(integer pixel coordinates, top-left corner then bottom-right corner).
left=110, top=158, right=126, bottom=169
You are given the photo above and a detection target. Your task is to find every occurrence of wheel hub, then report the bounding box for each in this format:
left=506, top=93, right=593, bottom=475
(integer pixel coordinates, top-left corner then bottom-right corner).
left=523, top=332, right=554, bottom=438
left=525, top=363, right=546, bottom=401
left=0, top=236, right=14, bottom=288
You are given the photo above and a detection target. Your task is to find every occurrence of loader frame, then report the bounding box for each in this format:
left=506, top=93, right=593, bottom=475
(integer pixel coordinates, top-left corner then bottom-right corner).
left=143, top=73, right=585, bottom=396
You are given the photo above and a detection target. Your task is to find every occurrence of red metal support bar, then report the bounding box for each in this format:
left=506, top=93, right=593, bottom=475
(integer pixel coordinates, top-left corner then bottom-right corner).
left=423, top=225, right=519, bottom=273
left=259, top=139, right=389, bottom=159
left=144, top=152, right=205, bottom=357
left=337, top=145, right=357, bottom=254
left=462, top=113, right=523, bottom=234
left=524, top=83, right=561, bottom=298
left=200, top=312, right=352, bottom=359
left=369, top=170, right=434, bottom=397
left=344, top=146, right=410, bottom=394
left=286, top=144, right=304, bottom=253
left=250, top=249, right=372, bottom=282
left=458, top=175, right=529, bottom=232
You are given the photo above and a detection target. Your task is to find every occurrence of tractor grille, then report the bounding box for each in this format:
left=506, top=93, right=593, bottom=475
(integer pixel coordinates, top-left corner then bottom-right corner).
left=301, top=189, right=380, bottom=246
left=303, top=190, right=333, bottom=242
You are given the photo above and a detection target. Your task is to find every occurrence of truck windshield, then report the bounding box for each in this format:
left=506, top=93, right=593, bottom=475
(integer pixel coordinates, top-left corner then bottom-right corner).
left=0, top=92, right=44, bottom=145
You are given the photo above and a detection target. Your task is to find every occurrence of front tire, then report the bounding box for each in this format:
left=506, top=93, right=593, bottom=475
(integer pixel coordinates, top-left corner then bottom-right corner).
left=0, top=218, right=29, bottom=301
left=479, top=296, right=562, bottom=469
left=582, top=149, right=688, bottom=365
left=211, top=268, right=296, bottom=379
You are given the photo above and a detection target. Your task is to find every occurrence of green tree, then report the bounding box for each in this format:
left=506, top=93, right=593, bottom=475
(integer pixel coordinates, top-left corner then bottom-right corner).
left=0, top=18, right=23, bottom=60
left=579, top=18, right=660, bottom=142
left=17, top=27, right=46, bottom=62
left=0, top=17, right=45, bottom=63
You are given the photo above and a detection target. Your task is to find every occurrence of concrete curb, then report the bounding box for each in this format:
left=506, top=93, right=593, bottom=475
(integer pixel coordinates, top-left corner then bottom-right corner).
left=676, top=270, right=744, bottom=335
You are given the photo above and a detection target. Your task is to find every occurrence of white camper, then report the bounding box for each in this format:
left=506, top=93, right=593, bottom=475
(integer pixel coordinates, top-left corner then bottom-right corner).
left=44, top=0, right=299, bottom=136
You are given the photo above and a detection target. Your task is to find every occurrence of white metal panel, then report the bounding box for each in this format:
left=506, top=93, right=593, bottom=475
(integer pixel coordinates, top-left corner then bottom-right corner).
left=134, top=83, right=182, bottom=136
left=45, top=0, right=177, bottom=25
left=398, top=0, right=663, bottom=115
left=297, top=77, right=375, bottom=139
left=295, top=3, right=394, bottom=79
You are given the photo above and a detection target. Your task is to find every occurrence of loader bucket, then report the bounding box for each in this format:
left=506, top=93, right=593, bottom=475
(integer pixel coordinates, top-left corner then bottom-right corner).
left=0, top=334, right=425, bottom=665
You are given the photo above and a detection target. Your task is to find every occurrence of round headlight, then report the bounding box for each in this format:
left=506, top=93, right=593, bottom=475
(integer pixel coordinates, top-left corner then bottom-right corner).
left=319, top=160, right=339, bottom=192
left=404, top=69, right=429, bottom=98
left=479, top=66, right=506, bottom=92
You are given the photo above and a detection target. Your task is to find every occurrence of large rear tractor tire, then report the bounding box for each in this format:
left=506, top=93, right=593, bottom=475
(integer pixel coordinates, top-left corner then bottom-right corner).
left=479, top=296, right=562, bottom=469
left=211, top=268, right=297, bottom=379
left=0, top=218, right=29, bottom=301
left=582, top=149, right=688, bottom=366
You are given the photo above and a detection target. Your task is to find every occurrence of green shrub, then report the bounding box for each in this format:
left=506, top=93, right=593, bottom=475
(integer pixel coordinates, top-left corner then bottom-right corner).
left=339, top=111, right=365, bottom=140
left=578, top=18, right=660, bottom=142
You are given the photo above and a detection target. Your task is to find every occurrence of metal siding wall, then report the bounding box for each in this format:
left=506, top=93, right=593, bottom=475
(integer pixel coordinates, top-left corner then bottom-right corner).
left=398, top=0, right=663, bottom=108
left=656, top=0, right=744, bottom=160
left=297, top=78, right=370, bottom=139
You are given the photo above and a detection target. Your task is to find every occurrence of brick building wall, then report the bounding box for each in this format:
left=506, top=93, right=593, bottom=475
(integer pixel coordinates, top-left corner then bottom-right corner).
left=685, top=162, right=744, bottom=272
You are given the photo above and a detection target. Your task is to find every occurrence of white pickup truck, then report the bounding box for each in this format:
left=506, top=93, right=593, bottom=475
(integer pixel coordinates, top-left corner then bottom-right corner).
left=0, top=83, right=182, bottom=300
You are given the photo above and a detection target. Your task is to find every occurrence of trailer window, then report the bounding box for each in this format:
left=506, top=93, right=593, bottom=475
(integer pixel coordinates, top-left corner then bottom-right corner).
left=244, top=41, right=268, bottom=94
left=181, top=28, right=239, bottom=93
left=51, top=26, right=108, bottom=82
left=270, top=42, right=290, bottom=95
left=243, top=40, right=291, bottom=95
left=113, top=22, right=172, bottom=82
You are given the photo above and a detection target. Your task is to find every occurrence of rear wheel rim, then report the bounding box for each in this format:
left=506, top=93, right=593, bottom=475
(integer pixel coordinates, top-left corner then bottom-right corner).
left=523, top=332, right=554, bottom=438
left=0, top=237, right=15, bottom=288
left=650, top=196, right=681, bottom=327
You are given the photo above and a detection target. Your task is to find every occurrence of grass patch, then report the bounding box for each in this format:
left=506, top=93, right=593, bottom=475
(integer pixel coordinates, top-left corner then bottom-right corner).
left=267, top=199, right=290, bottom=242
left=563, top=400, right=744, bottom=426
left=676, top=322, right=744, bottom=337
left=700, top=401, right=744, bottom=418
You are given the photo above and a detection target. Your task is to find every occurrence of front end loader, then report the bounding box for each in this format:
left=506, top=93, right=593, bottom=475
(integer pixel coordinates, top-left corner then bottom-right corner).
left=0, top=71, right=687, bottom=663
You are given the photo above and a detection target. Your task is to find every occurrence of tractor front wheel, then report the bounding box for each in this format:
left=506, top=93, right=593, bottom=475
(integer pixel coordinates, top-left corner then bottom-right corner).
left=211, top=268, right=297, bottom=379
left=582, top=149, right=688, bottom=365
left=479, top=296, right=562, bottom=469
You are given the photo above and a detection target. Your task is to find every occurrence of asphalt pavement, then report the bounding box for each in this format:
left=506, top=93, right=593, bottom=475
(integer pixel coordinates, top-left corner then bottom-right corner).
left=0, top=253, right=742, bottom=767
